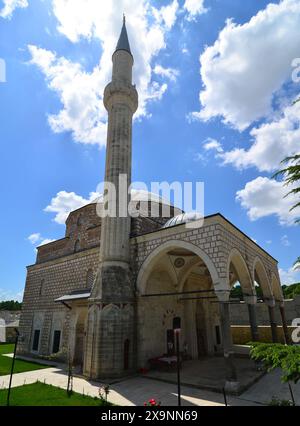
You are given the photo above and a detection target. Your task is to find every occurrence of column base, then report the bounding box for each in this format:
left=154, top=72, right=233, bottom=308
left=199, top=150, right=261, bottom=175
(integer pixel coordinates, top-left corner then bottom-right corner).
left=224, top=380, right=241, bottom=395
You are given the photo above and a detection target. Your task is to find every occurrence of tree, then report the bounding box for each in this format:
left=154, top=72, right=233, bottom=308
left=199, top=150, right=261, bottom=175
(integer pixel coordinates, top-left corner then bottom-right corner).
left=0, top=300, right=22, bottom=311
left=273, top=154, right=300, bottom=222
left=250, top=343, right=300, bottom=384
left=273, top=98, right=300, bottom=272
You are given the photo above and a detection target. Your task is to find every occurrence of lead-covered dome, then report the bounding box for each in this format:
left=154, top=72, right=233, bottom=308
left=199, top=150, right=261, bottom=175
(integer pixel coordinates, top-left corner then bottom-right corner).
left=163, top=212, right=203, bottom=228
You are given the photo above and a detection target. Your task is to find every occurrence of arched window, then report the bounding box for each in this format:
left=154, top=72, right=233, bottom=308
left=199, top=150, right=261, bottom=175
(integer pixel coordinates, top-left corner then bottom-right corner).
left=39, top=279, right=45, bottom=296
left=77, top=214, right=83, bottom=226
left=86, top=269, right=94, bottom=289
left=124, top=339, right=130, bottom=370
left=74, top=240, right=80, bottom=253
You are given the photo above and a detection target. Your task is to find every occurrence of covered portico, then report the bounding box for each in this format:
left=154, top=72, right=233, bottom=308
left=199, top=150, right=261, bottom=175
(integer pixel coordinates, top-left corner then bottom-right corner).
left=55, top=290, right=90, bottom=371
left=134, top=214, right=287, bottom=393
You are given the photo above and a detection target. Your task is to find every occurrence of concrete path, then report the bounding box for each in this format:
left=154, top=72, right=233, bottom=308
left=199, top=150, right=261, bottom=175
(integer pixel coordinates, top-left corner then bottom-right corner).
left=0, top=366, right=299, bottom=406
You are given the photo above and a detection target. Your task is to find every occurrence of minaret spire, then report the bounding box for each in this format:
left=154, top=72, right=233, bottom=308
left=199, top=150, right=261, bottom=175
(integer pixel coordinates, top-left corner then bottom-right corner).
left=115, top=15, right=132, bottom=55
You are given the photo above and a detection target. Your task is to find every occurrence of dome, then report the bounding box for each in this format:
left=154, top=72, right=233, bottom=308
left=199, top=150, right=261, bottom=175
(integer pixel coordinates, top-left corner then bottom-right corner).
left=91, top=189, right=173, bottom=206
left=163, top=212, right=203, bottom=228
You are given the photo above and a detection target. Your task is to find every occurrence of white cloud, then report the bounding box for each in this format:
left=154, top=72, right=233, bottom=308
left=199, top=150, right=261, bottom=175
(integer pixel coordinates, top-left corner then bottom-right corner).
left=281, top=235, right=291, bottom=247
left=220, top=99, right=300, bottom=172
left=236, top=176, right=299, bottom=226
left=28, top=45, right=108, bottom=146
left=39, top=238, right=55, bottom=246
left=0, top=288, right=23, bottom=302
left=203, top=137, right=223, bottom=153
left=44, top=190, right=98, bottom=224
left=27, top=233, right=41, bottom=244
left=28, top=0, right=179, bottom=146
left=152, top=0, right=179, bottom=30
left=279, top=266, right=300, bottom=285
left=153, top=65, right=179, bottom=82
left=27, top=233, right=55, bottom=247
left=0, top=0, right=28, bottom=19
left=183, top=0, right=207, bottom=20
left=191, top=0, right=300, bottom=131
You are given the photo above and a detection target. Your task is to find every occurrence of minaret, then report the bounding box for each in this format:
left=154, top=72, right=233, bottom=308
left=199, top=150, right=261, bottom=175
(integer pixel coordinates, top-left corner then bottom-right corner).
left=84, top=17, right=138, bottom=379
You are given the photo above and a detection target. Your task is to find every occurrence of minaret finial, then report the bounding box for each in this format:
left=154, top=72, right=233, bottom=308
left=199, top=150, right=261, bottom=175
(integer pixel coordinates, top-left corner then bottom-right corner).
left=123, top=13, right=126, bottom=25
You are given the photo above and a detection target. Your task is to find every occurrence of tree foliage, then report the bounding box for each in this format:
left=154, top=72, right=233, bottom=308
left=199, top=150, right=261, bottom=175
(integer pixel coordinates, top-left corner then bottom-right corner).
left=0, top=300, right=22, bottom=311
left=250, top=343, right=300, bottom=384
left=282, top=283, right=300, bottom=299
left=273, top=154, right=300, bottom=222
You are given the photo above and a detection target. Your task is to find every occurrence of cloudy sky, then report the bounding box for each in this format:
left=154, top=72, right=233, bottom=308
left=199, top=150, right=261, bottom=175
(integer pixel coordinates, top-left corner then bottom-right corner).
left=0, top=0, right=300, bottom=301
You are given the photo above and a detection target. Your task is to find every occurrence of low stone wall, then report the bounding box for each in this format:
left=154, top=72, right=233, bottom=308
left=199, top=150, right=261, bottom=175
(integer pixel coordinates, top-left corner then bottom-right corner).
left=230, top=296, right=300, bottom=326
left=231, top=325, right=297, bottom=345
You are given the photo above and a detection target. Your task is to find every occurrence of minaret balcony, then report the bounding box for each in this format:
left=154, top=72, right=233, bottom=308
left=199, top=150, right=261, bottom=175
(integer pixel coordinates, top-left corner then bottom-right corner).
left=104, top=81, right=138, bottom=113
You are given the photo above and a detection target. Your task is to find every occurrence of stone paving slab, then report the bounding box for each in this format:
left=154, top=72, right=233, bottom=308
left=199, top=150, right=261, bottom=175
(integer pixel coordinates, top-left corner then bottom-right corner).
left=0, top=366, right=299, bottom=406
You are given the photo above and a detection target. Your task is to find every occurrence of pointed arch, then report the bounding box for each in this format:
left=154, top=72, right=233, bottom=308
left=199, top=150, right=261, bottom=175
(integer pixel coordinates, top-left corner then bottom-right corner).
left=137, top=239, right=220, bottom=295
left=271, top=273, right=284, bottom=303
left=227, top=248, right=255, bottom=296
left=253, top=257, right=273, bottom=299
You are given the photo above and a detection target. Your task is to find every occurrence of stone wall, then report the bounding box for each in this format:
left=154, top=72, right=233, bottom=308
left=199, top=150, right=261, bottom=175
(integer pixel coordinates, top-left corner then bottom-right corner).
left=18, top=247, right=100, bottom=356
left=230, top=296, right=300, bottom=326
left=231, top=325, right=297, bottom=345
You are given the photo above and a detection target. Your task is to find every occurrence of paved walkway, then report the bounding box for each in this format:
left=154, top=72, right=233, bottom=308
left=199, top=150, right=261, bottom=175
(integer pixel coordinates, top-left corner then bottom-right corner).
left=1, top=365, right=299, bottom=406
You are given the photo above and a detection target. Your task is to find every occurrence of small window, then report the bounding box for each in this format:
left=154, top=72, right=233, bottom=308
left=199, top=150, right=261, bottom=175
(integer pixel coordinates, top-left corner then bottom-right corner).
left=39, top=279, right=45, bottom=296
left=215, top=325, right=221, bottom=345
left=74, top=240, right=80, bottom=253
left=86, top=269, right=94, bottom=289
left=52, top=330, right=61, bottom=354
left=77, top=214, right=83, bottom=226
left=32, top=330, right=40, bottom=352
left=124, top=339, right=130, bottom=370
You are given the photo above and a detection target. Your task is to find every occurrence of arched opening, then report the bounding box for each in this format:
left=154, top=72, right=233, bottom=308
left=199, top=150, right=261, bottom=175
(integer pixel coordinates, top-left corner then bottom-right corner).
left=228, top=249, right=255, bottom=299
left=253, top=258, right=273, bottom=301
left=137, top=241, right=222, bottom=367
left=271, top=273, right=284, bottom=303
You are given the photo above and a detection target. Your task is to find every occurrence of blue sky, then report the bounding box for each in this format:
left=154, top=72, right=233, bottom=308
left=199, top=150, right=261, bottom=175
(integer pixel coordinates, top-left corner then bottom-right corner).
left=0, top=0, right=300, bottom=301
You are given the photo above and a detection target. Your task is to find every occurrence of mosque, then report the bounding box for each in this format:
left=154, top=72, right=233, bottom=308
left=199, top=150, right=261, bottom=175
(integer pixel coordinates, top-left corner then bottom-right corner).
left=18, top=19, right=287, bottom=393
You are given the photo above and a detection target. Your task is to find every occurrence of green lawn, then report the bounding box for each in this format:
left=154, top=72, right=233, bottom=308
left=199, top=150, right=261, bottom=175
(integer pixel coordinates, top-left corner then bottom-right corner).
left=0, top=343, right=49, bottom=376
left=0, top=382, right=108, bottom=406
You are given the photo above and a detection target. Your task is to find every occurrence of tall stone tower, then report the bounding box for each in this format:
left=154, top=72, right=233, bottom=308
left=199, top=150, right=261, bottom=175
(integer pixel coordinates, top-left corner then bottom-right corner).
left=84, top=18, right=138, bottom=379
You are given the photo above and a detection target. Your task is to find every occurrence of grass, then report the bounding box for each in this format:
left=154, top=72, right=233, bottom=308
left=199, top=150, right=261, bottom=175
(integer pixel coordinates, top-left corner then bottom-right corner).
left=0, top=343, right=49, bottom=376
left=0, top=382, right=109, bottom=406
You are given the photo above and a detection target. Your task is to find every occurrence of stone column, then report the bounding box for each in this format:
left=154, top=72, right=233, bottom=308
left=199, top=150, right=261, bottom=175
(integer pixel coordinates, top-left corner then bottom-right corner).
left=266, top=298, right=278, bottom=343
left=244, top=295, right=259, bottom=341
left=216, top=288, right=239, bottom=393
left=279, top=303, right=290, bottom=345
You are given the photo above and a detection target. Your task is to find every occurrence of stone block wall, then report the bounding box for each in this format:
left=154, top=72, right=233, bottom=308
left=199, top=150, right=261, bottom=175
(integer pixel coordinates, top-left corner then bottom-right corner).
left=231, top=325, right=297, bottom=345
left=18, top=247, right=99, bottom=356
left=230, top=296, right=300, bottom=326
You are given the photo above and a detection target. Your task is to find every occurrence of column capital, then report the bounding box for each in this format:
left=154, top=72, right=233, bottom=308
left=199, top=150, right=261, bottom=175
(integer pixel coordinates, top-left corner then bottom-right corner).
left=215, top=290, right=231, bottom=302
left=213, top=280, right=230, bottom=302
left=264, top=297, right=275, bottom=307
left=244, top=295, right=257, bottom=305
